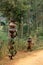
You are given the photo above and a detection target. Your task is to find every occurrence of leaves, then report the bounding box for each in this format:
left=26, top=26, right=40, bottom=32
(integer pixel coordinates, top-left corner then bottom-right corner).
left=0, top=0, right=29, bottom=22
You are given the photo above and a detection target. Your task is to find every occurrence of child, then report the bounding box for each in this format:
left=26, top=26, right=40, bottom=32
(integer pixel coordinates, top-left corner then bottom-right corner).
left=27, top=38, right=34, bottom=51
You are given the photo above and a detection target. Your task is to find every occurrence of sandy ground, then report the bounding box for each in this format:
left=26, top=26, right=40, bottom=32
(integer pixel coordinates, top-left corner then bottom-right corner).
left=0, top=50, right=43, bottom=65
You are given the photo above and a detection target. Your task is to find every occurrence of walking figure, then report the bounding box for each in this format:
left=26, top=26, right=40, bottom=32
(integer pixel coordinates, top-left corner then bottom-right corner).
left=8, top=19, right=17, bottom=60
left=27, top=38, right=33, bottom=51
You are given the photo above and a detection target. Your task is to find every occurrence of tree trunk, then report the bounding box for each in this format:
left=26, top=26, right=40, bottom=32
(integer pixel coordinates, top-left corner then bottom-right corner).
left=21, top=17, right=23, bottom=38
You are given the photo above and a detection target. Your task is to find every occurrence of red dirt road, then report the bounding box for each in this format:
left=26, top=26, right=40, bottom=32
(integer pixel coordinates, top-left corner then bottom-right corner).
left=0, top=50, right=43, bottom=65
left=14, top=50, right=43, bottom=65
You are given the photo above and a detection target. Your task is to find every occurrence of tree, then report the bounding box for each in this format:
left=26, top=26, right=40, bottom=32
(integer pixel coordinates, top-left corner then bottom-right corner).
left=0, top=0, right=29, bottom=39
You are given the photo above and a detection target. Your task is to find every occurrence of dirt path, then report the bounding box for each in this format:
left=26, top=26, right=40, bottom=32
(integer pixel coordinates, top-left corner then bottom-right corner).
left=14, top=50, right=43, bottom=65
left=0, top=50, right=43, bottom=65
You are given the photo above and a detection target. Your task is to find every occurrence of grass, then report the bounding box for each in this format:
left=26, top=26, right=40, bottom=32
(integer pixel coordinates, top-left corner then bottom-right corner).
left=0, top=31, right=8, bottom=41
left=0, top=31, right=43, bottom=58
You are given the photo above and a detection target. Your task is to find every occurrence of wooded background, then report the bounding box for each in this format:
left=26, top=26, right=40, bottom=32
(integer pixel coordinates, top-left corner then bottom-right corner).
left=0, top=0, right=43, bottom=58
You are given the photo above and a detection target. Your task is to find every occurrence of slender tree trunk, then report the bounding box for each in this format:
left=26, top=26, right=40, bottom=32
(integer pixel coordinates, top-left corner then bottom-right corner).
left=21, top=17, right=23, bottom=38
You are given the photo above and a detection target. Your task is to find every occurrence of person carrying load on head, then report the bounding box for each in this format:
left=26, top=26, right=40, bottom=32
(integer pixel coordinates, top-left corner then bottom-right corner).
left=27, top=37, right=34, bottom=51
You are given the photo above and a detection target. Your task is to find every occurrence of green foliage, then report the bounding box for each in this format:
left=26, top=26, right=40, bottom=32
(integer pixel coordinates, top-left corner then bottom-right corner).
left=23, top=24, right=28, bottom=35
left=0, top=31, right=8, bottom=41
left=0, top=0, right=29, bottom=22
left=0, top=0, right=43, bottom=58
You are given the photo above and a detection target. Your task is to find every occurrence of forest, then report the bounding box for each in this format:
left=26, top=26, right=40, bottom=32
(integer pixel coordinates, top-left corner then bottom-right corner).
left=0, top=0, right=43, bottom=61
